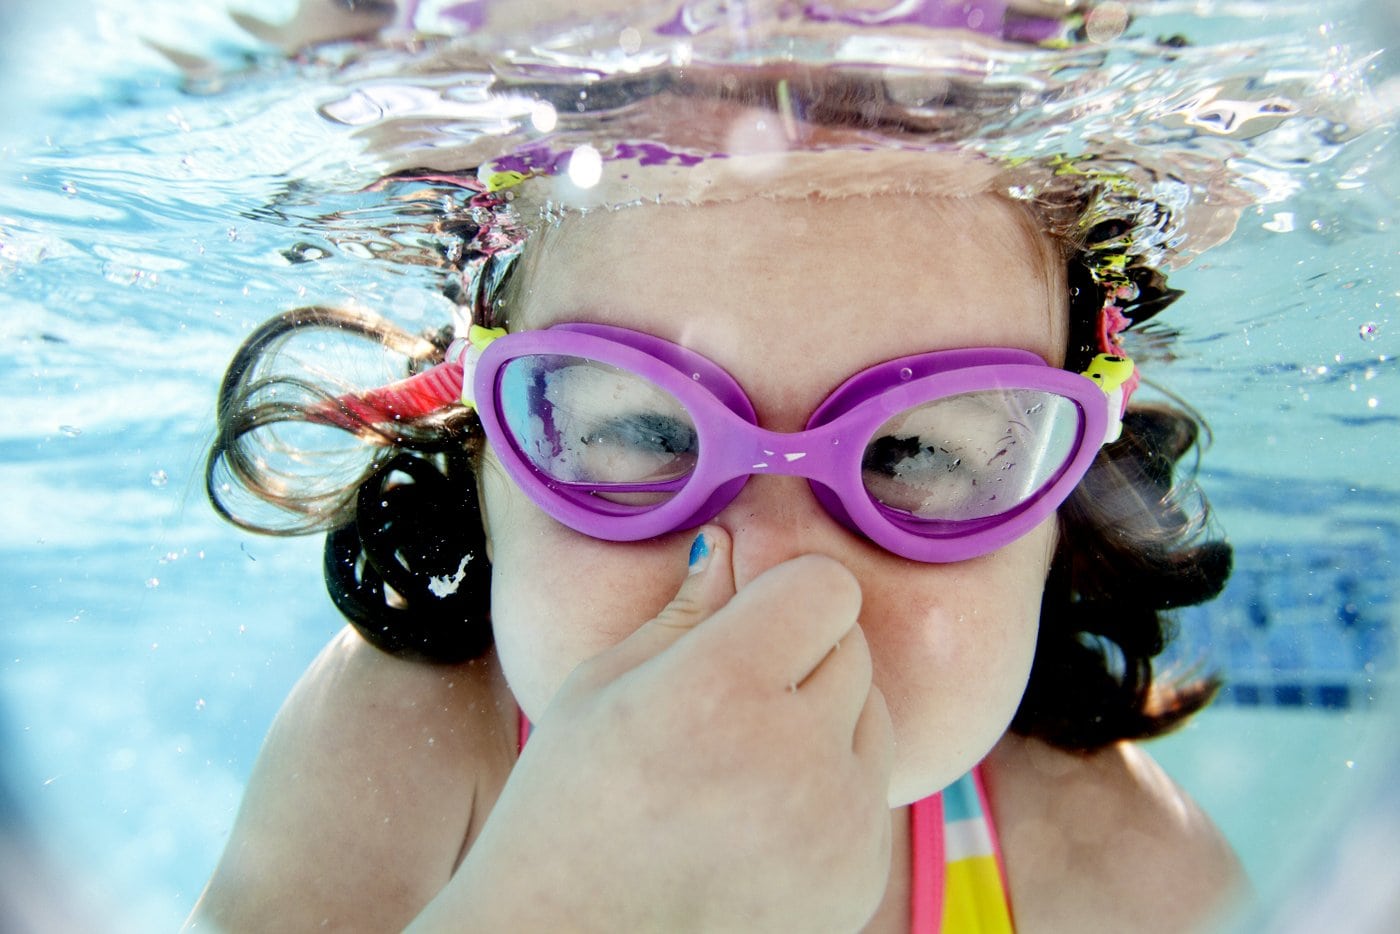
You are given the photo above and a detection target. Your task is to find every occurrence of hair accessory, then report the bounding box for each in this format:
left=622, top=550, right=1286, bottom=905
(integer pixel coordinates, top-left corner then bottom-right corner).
left=446, top=324, right=508, bottom=408
left=1081, top=353, right=1135, bottom=443
left=478, top=167, right=532, bottom=192
left=307, top=323, right=506, bottom=431
left=307, top=358, right=463, bottom=430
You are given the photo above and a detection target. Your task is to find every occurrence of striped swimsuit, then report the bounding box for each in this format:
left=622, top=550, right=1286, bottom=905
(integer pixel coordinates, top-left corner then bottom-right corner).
left=911, top=766, right=1015, bottom=933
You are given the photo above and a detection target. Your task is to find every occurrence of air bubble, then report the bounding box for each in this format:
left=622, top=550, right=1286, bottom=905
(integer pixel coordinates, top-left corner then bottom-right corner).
left=1359, top=322, right=1380, bottom=341
left=530, top=101, right=558, bottom=133
left=59, top=425, right=81, bottom=437
left=145, top=577, right=160, bottom=589
left=282, top=242, right=330, bottom=264
left=567, top=145, right=603, bottom=189
left=149, top=470, right=169, bottom=488
left=1085, top=1, right=1129, bottom=43
left=898, top=367, right=914, bottom=381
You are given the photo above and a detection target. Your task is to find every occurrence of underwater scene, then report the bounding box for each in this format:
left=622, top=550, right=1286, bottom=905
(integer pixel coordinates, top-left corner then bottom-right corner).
left=1, top=0, right=1397, bottom=930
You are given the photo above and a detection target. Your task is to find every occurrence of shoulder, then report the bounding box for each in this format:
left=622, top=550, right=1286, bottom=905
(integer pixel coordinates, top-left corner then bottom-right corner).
left=186, top=628, right=515, bottom=932
left=983, top=733, right=1244, bottom=934
left=260, top=626, right=516, bottom=801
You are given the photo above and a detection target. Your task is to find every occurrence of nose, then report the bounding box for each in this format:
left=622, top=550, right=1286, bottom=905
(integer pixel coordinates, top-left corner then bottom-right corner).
left=714, top=473, right=851, bottom=591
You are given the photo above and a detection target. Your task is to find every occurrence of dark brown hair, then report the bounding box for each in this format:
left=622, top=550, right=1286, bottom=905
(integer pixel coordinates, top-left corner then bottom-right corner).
left=1016, top=255, right=1227, bottom=750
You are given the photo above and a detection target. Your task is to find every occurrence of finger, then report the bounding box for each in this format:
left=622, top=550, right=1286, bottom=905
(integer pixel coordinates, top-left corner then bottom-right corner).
left=686, top=554, right=863, bottom=692
left=794, top=620, right=875, bottom=735
left=852, top=683, right=894, bottom=784
left=588, top=526, right=736, bottom=681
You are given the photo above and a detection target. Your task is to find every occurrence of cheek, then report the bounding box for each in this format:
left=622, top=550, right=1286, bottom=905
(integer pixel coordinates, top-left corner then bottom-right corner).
left=478, top=461, right=689, bottom=721
left=872, top=526, right=1050, bottom=804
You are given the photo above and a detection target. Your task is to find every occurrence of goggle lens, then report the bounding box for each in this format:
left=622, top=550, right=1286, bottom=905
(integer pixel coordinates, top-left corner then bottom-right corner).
left=861, top=389, right=1081, bottom=524
left=499, top=354, right=699, bottom=506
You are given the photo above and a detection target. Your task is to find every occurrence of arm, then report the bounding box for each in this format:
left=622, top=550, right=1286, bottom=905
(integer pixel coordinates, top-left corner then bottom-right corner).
left=190, top=528, right=894, bottom=933
left=184, top=628, right=515, bottom=933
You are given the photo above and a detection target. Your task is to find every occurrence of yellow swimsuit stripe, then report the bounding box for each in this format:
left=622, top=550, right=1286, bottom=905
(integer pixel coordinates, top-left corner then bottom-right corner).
left=940, top=768, right=1015, bottom=933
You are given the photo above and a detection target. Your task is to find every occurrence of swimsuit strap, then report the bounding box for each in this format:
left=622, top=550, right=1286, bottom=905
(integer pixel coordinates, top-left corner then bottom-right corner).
left=915, top=766, right=1016, bottom=933
left=909, top=789, right=947, bottom=933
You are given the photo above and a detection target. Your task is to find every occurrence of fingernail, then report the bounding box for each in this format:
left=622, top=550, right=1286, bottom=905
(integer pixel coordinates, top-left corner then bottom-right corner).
left=687, top=531, right=711, bottom=576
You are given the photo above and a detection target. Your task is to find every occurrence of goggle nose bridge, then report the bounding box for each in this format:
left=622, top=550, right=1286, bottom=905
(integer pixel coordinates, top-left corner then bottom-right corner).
left=702, top=411, right=853, bottom=485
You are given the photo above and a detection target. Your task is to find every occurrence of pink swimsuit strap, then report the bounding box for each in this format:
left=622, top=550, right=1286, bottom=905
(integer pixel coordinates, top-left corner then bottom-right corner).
left=910, top=790, right=946, bottom=933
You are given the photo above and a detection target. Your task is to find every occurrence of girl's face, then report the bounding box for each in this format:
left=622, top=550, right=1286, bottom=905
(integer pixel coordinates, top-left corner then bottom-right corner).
left=479, top=190, right=1068, bottom=805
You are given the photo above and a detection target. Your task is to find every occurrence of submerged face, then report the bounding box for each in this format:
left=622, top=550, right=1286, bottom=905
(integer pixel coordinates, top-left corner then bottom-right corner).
left=479, top=187, right=1068, bottom=804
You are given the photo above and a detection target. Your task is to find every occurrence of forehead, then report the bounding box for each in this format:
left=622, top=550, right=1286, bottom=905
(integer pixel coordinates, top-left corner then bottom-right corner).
left=508, top=190, right=1067, bottom=384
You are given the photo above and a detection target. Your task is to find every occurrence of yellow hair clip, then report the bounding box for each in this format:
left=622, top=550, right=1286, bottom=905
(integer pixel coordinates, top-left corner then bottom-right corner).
left=454, top=325, right=507, bottom=409
left=1082, top=353, right=1134, bottom=394
left=479, top=168, right=529, bottom=193
left=1081, top=353, right=1134, bottom=444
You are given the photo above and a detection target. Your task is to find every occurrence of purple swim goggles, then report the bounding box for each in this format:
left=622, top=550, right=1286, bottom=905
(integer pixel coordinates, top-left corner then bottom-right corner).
left=447, top=323, right=1128, bottom=563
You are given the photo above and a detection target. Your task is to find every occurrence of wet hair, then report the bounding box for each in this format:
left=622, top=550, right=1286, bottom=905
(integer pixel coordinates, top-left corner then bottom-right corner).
left=1023, top=404, right=1230, bottom=749
left=205, top=175, right=1230, bottom=749
left=1019, top=254, right=1228, bottom=749
left=205, top=305, right=493, bottom=662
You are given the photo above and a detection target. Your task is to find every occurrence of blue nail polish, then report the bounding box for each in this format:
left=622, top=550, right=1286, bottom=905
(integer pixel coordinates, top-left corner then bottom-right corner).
left=688, top=532, right=710, bottom=571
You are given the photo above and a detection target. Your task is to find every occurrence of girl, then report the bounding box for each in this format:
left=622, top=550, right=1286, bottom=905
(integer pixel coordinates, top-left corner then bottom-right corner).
left=188, top=86, right=1241, bottom=932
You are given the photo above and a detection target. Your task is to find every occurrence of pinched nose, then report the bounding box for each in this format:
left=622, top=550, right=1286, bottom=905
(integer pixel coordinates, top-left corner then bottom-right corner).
left=713, top=472, right=852, bottom=591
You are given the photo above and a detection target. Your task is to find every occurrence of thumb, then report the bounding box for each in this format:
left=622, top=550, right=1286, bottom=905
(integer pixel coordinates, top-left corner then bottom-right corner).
left=597, top=526, right=736, bottom=678
left=651, top=525, right=736, bottom=630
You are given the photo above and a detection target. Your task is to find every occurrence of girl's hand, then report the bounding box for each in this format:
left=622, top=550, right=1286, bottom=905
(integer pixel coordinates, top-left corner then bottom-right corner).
left=419, top=525, right=894, bottom=933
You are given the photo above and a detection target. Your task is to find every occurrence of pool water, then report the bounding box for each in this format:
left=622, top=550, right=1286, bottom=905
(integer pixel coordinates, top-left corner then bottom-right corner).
left=2, top=1, right=1397, bottom=930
